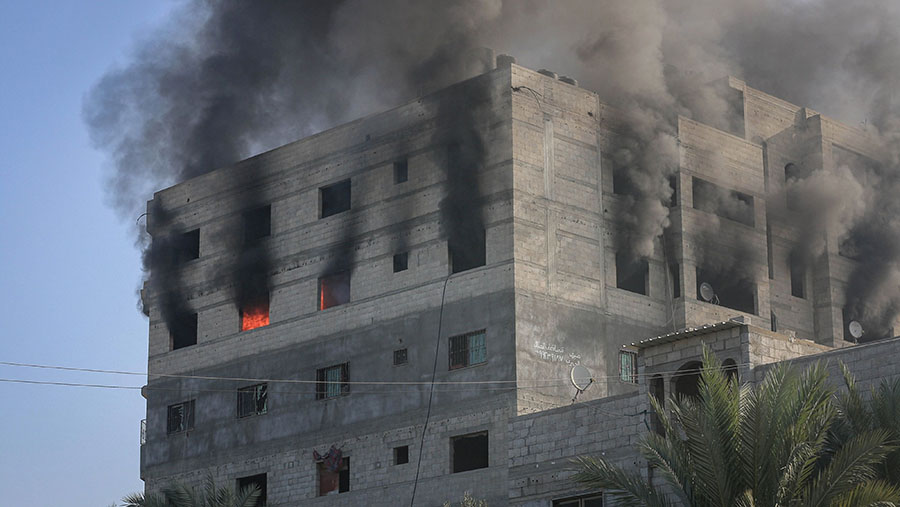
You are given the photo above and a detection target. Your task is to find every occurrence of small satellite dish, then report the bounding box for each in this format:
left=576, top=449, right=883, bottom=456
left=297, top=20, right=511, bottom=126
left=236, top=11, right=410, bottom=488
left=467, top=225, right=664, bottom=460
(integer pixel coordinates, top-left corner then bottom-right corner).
left=570, top=364, right=593, bottom=392
left=849, top=320, right=864, bottom=340
left=699, top=282, right=716, bottom=303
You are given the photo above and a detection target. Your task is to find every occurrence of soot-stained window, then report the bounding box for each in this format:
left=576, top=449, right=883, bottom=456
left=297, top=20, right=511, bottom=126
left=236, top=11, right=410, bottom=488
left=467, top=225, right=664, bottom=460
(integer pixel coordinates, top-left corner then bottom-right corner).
left=241, top=292, right=270, bottom=331
left=695, top=267, right=756, bottom=315
left=612, top=164, right=633, bottom=196
left=394, top=159, right=408, bottom=184
left=692, top=177, right=755, bottom=227
left=170, top=312, right=198, bottom=350
left=237, top=473, right=266, bottom=506
left=449, top=330, right=487, bottom=370
left=243, top=205, right=271, bottom=244
left=320, top=179, right=351, bottom=218
left=176, top=229, right=200, bottom=262
left=237, top=383, right=268, bottom=418
left=167, top=400, right=194, bottom=434
left=616, top=252, right=649, bottom=295
left=393, top=252, right=409, bottom=272
left=319, top=271, right=350, bottom=310
left=790, top=255, right=805, bottom=299
left=670, top=263, right=681, bottom=299
left=316, top=363, right=349, bottom=400
left=451, top=432, right=489, bottom=473
left=449, top=230, right=486, bottom=273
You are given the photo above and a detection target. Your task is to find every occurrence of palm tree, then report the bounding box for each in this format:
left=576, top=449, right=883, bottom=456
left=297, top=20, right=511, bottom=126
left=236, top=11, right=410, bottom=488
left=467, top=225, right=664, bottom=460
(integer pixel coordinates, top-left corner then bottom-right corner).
left=122, top=474, right=260, bottom=507
left=571, top=348, right=900, bottom=506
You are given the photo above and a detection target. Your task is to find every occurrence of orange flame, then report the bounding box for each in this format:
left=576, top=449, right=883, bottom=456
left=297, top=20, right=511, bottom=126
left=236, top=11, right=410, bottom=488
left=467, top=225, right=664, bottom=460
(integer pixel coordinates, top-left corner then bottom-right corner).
left=241, top=305, right=269, bottom=331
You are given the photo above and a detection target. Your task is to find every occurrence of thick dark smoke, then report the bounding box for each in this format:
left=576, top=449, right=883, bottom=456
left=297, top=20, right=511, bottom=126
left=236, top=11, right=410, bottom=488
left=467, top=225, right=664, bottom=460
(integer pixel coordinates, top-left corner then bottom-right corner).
left=88, top=0, right=900, bottom=334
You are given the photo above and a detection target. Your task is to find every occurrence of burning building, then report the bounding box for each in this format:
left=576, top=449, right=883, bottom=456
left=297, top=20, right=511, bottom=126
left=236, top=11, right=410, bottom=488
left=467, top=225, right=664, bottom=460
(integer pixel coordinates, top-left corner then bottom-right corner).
left=139, top=59, right=898, bottom=505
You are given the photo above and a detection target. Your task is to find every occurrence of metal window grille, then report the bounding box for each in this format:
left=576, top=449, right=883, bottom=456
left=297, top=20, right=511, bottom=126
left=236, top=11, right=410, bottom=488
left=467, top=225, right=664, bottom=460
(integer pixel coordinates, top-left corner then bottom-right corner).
left=449, top=330, right=486, bottom=370
left=167, top=400, right=195, bottom=434
left=316, top=364, right=349, bottom=400
left=619, top=351, right=637, bottom=383
left=238, top=383, right=268, bottom=417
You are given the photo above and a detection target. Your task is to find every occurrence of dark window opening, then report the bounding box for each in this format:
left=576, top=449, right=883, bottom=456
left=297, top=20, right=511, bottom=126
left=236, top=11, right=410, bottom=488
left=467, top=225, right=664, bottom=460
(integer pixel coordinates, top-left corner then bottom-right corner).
left=449, top=231, right=486, bottom=274
left=692, top=177, right=755, bottom=227
left=320, top=179, right=351, bottom=218
left=237, top=473, right=266, bottom=506
left=237, top=383, right=268, bottom=418
left=612, top=164, right=633, bottom=196
left=784, top=162, right=811, bottom=183
left=619, top=350, right=637, bottom=383
left=616, top=252, right=649, bottom=295
left=171, top=312, right=198, bottom=350
left=451, top=432, right=488, bottom=473
left=394, top=445, right=409, bottom=465
left=316, top=363, right=349, bottom=400
left=839, top=236, right=863, bottom=261
left=394, top=159, right=408, bottom=184
left=167, top=400, right=195, bottom=434
left=449, top=330, right=487, bottom=370
left=771, top=311, right=777, bottom=332
left=722, top=359, right=738, bottom=383
left=553, top=493, right=603, bottom=507
left=695, top=267, right=756, bottom=315
left=670, top=263, right=681, bottom=299
left=842, top=307, right=892, bottom=343
left=393, top=252, right=409, bottom=272
left=650, top=375, right=665, bottom=436
left=766, top=223, right=774, bottom=279
left=243, top=205, right=271, bottom=244
left=393, top=348, right=408, bottom=366
left=790, top=255, right=805, bottom=299
left=241, top=293, right=270, bottom=331
left=668, top=174, right=678, bottom=208
left=319, top=271, right=350, bottom=310
left=674, top=361, right=702, bottom=400
left=318, top=457, right=350, bottom=496
left=175, top=229, right=200, bottom=262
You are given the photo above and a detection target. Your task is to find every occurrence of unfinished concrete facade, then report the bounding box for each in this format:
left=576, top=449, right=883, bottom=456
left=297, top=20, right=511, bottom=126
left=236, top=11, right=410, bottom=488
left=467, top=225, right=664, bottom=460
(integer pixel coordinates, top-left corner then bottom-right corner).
left=140, top=60, right=895, bottom=505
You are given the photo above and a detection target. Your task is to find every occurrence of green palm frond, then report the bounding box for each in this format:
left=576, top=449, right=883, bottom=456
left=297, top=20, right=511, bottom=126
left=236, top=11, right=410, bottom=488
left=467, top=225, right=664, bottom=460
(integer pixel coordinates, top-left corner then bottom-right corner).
left=571, top=455, right=673, bottom=507
left=801, top=429, right=896, bottom=507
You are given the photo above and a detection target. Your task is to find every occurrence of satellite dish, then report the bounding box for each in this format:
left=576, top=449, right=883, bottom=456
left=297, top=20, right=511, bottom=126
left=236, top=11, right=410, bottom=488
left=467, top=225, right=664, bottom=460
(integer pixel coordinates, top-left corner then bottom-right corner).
left=570, top=364, right=594, bottom=392
left=849, top=320, right=864, bottom=340
left=699, top=282, right=716, bottom=303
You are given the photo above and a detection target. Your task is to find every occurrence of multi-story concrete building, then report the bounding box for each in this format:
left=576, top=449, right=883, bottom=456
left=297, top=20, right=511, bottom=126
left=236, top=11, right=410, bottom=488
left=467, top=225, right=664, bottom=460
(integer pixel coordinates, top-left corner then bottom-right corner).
left=139, top=57, right=897, bottom=505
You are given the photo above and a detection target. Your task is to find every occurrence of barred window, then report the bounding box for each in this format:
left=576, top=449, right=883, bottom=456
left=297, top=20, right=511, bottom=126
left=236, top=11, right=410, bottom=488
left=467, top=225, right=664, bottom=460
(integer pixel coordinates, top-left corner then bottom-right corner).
left=619, top=350, right=637, bottom=383
left=316, top=363, right=349, bottom=400
left=237, top=383, right=268, bottom=418
left=167, top=400, right=195, bottom=434
left=449, top=330, right=487, bottom=370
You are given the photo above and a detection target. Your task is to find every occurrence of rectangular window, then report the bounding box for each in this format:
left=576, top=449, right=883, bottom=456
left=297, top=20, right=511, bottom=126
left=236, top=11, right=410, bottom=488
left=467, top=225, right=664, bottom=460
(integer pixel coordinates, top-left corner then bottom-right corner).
left=394, top=445, right=409, bottom=465
left=320, top=179, right=351, bottom=218
left=449, top=231, right=486, bottom=274
left=616, top=252, right=648, bottom=295
left=316, top=363, right=349, bottom=400
left=241, top=293, right=270, bottom=331
left=553, top=494, right=603, bottom=507
left=449, top=330, right=487, bottom=370
left=167, top=400, right=195, bottom=434
left=393, top=348, right=408, bottom=366
left=692, top=177, right=755, bottom=227
left=171, top=312, right=198, bottom=350
left=236, top=473, right=266, bottom=506
left=771, top=311, right=777, bottom=332
left=237, top=383, right=268, bottom=418
left=451, top=432, right=488, bottom=473
left=243, top=205, right=271, bottom=244
left=619, top=350, right=637, bottom=383
left=612, top=164, right=632, bottom=196
left=668, top=174, right=678, bottom=208
left=696, top=267, right=757, bottom=315
left=790, top=255, right=805, bottom=299
left=318, top=457, right=350, bottom=496
left=394, top=159, right=408, bottom=184
left=766, top=223, right=774, bottom=279
left=175, top=229, right=200, bottom=262
left=393, top=252, right=409, bottom=272
left=319, top=271, right=350, bottom=310
left=670, top=263, right=681, bottom=299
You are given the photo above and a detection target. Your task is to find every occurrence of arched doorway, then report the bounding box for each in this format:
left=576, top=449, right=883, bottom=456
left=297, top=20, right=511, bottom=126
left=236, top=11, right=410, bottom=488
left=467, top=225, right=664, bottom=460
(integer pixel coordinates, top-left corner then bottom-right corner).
left=722, top=358, right=738, bottom=383
left=673, top=361, right=702, bottom=399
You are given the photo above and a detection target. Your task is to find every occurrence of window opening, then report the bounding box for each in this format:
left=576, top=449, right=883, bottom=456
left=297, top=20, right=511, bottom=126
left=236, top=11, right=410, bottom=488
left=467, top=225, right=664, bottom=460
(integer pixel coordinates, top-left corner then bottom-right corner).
left=722, top=358, right=738, bottom=383
left=692, top=177, right=755, bottom=227
left=238, top=383, right=268, bottom=418
left=619, top=350, right=637, bottom=383
left=171, top=312, right=198, bottom=350
left=318, top=457, right=350, bottom=496
left=241, top=292, right=270, bottom=331
left=771, top=311, right=777, bottom=332
left=668, top=174, right=678, bottom=208
left=393, top=348, right=408, bottom=366
left=695, top=267, right=756, bottom=315
left=553, top=493, right=603, bottom=507
left=237, top=473, right=266, bottom=506
left=167, top=400, right=195, bottom=434
left=175, top=229, right=200, bottom=262
left=449, top=230, right=486, bottom=273
left=790, top=254, right=805, bottom=299
left=394, top=159, right=408, bottom=184
left=616, top=252, right=648, bottom=295
left=670, top=263, right=681, bottom=299
left=451, top=432, right=488, bottom=473
left=394, top=445, right=409, bottom=465
left=243, top=205, right=271, bottom=244
left=319, top=271, right=350, bottom=310
left=393, top=252, right=409, bottom=273
left=674, top=361, right=702, bottom=399
left=650, top=375, right=665, bottom=436
left=316, top=363, right=349, bottom=400
left=449, top=330, right=487, bottom=370
left=766, top=223, right=774, bottom=279
left=320, top=179, right=351, bottom=218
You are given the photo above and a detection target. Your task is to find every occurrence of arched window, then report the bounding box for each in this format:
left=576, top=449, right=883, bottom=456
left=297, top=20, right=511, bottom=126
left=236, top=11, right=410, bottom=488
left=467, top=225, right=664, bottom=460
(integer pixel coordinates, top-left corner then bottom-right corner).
left=673, top=361, right=702, bottom=399
left=722, top=358, right=738, bottom=383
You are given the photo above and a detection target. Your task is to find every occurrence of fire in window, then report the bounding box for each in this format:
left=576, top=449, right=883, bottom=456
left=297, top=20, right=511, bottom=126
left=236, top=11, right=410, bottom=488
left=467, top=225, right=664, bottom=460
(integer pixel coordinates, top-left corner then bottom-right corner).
left=319, top=271, right=350, bottom=310
left=243, top=205, right=271, bottom=244
left=236, top=473, right=266, bottom=506
left=237, top=383, right=268, bottom=418
left=317, top=453, right=350, bottom=496
left=619, top=350, right=637, bottom=383
left=394, top=159, right=408, bottom=184
left=167, top=400, right=195, bottom=434
left=451, top=431, right=488, bottom=473
left=449, top=330, right=486, bottom=370
left=320, top=179, right=351, bottom=218
left=316, top=363, right=349, bottom=400
left=616, top=252, right=648, bottom=296
left=170, top=312, right=198, bottom=350
left=241, top=293, right=270, bottom=331
left=394, top=445, right=409, bottom=465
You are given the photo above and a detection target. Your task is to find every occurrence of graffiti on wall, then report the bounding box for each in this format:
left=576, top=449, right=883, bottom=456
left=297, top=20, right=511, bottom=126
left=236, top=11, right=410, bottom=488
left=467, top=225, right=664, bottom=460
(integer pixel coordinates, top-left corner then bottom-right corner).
left=533, top=341, right=581, bottom=365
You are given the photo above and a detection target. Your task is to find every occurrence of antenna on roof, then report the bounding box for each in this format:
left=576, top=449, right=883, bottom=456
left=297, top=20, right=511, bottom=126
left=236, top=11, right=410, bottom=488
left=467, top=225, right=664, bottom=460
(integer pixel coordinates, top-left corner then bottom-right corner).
left=699, top=282, right=719, bottom=305
left=570, top=364, right=594, bottom=403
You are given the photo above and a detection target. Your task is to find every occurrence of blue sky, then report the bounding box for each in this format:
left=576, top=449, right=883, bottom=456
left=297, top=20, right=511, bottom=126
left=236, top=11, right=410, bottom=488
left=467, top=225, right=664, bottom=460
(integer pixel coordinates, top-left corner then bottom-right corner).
left=0, top=2, right=179, bottom=505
